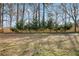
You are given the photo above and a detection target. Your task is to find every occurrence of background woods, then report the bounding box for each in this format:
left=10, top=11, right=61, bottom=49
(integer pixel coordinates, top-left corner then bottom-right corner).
left=0, top=3, right=79, bottom=32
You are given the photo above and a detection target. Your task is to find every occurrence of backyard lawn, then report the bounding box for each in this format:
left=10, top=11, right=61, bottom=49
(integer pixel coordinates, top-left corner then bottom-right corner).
left=0, top=33, right=79, bottom=56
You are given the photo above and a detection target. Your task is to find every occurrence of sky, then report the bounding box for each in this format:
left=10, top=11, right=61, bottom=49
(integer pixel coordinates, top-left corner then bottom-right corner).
left=0, top=0, right=79, bottom=3
left=2, top=3, right=79, bottom=27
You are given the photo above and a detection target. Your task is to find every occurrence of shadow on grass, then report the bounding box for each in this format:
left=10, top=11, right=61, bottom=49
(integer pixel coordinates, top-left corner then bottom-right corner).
left=0, top=33, right=79, bottom=56
left=67, top=34, right=79, bottom=56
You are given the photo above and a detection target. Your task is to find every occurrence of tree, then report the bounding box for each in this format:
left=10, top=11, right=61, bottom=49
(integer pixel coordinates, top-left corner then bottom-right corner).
left=0, top=3, right=4, bottom=32
left=47, top=17, right=53, bottom=32
left=16, top=3, right=19, bottom=24
left=1, top=4, right=4, bottom=32
left=38, top=4, right=40, bottom=28
left=42, top=3, right=45, bottom=29
left=61, top=3, right=79, bottom=32
left=21, top=3, right=25, bottom=29
left=31, top=4, right=39, bottom=30
left=0, top=4, right=2, bottom=29
left=8, top=4, right=13, bottom=28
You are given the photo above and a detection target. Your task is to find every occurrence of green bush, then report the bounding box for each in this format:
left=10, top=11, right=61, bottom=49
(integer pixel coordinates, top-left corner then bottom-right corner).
left=15, top=20, right=25, bottom=30
left=12, top=19, right=73, bottom=32
left=61, top=22, right=72, bottom=30
left=46, top=20, right=53, bottom=30
left=53, top=22, right=72, bottom=31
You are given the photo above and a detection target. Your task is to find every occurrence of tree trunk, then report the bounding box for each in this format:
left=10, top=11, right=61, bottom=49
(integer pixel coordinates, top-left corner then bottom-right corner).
left=38, top=3, right=40, bottom=28
left=2, top=4, right=4, bottom=32
left=9, top=4, right=13, bottom=28
left=10, top=15, right=12, bottom=28
left=42, top=3, right=45, bottom=28
left=64, top=11, right=66, bottom=32
left=21, top=3, right=25, bottom=29
left=16, top=3, right=19, bottom=23
left=0, top=4, right=2, bottom=29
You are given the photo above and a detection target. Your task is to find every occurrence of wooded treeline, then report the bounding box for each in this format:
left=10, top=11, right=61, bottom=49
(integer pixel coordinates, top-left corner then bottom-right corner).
left=0, top=3, right=79, bottom=32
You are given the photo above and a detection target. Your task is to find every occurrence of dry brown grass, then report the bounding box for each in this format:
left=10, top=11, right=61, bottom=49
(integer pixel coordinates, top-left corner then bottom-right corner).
left=0, top=28, right=3, bottom=32
left=0, top=33, right=79, bottom=56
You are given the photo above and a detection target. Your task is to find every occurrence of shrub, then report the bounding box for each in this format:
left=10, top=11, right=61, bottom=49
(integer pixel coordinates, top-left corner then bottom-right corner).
left=15, top=20, right=25, bottom=30
left=10, top=28, right=18, bottom=32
